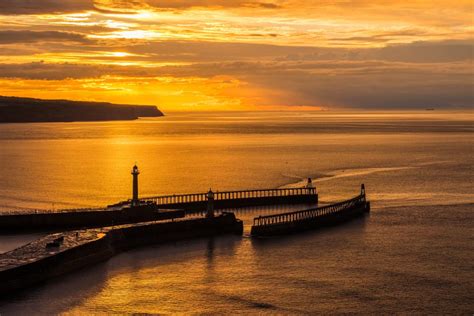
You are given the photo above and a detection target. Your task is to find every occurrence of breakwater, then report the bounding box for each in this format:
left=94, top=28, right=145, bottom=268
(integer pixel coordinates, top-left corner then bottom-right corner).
left=0, top=187, right=317, bottom=232
left=0, top=213, right=243, bottom=295
left=0, top=204, right=184, bottom=232
left=251, top=186, right=370, bottom=237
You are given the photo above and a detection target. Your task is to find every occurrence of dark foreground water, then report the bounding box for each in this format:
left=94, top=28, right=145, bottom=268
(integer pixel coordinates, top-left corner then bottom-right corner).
left=0, top=111, right=472, bottom=314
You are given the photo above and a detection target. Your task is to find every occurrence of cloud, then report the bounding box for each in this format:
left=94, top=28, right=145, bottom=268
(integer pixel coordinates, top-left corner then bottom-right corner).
left=121, top=39, right=474, bottom=63
left=0, top=31, right=92, bottom=44
left=107, top=0, right=282, bottom=10
left=374, top=40, right=474, bottom=63
left=0, top=0, right=281, bottom=15
left=1, top=33, right=471, bottom=63
left=0, top=57, right=471, bottom=108
left=273, top=40, right=474, bottom=63
left=0, top=0, right=94, bottom=15
left=0, top=62, right=115, bottom=80
left=243, top=61, right=473, bottom=108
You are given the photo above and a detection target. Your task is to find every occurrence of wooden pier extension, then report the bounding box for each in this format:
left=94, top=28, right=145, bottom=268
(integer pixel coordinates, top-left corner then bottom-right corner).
left=139, top=187, right=318, bottom=212
left=251, top=185, right=369, bottom=237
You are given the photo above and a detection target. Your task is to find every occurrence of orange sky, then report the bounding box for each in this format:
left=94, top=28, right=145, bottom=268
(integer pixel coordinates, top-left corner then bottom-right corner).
left=0, top=0, right=472, bottom=111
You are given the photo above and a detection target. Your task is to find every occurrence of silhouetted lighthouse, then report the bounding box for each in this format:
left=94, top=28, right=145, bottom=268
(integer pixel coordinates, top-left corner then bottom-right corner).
left=131, top=164, right=140, bottom=206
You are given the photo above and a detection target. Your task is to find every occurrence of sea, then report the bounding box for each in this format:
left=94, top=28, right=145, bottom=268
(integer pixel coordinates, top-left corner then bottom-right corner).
left=0, top=111, right=472, bottom=314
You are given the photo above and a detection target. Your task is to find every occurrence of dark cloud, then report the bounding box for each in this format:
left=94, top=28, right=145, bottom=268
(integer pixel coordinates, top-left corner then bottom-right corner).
left=0, top=62, right=120, bottom=80
left=0, top=0, right=280, bottom=15
left=374, top=40, right=474, bottom=63
left=141, top=0, right=281, bottom=9
left=244, top=62, right=473, bottom=108
left=2, top=36, right=470, bottom=64
left=121, top=39, right=473, bottom=63
left=0, top=31, right=92, bottom=44
left=0, top=0, right=94, bottom=15
left=273, top=40, right=474, bottom=63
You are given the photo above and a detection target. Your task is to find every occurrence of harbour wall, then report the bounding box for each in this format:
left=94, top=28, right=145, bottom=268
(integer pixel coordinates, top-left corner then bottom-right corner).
left=0, top=192, right=317, bottom=232
left=0, top=208, right=184, bottom=232
left=0, top=233, right=115, bottom=296
left=0, top=213, right=243, bottom=295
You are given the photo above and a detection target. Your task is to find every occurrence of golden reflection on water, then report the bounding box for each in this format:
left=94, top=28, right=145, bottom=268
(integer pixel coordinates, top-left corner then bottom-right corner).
left=1, top=130, right=472, bottom=211
left=0, top=111, right=472, bottom=211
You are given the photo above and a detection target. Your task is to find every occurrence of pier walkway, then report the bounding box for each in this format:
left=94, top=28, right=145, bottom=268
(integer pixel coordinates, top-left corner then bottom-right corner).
left=251, top=186, right=369, bottom=236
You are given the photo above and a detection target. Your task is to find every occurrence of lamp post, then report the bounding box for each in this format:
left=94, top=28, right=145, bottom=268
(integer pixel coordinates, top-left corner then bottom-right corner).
left=306, top=177, right=315, bottom=194
left=131, top=164, right=140, bottom=206
left=206, top=189, right=215, bottom=218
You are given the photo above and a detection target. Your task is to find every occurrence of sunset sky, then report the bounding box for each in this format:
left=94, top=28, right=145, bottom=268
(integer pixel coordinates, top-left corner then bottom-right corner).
left=0, top=0, right=472, bottom=111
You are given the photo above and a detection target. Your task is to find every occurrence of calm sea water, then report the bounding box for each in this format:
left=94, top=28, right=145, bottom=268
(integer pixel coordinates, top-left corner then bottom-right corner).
left=0, top=111, right=472, bottom=314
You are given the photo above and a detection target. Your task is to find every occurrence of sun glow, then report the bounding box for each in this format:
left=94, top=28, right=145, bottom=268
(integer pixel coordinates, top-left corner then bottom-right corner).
left=106, top=52, right=135, bottom=57
left=89, top=30, right=162, bottom=39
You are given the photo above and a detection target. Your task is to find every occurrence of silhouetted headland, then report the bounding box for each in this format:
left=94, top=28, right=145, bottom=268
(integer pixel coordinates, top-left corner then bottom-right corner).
left=0, top=96, right=163, bottom=123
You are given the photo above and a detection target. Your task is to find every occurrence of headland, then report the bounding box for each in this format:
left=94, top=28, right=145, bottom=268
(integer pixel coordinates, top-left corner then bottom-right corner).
left=0, top=96, right=163, bottom=123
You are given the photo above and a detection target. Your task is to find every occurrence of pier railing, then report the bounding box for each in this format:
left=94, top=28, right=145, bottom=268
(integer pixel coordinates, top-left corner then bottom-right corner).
left=252, top=193, right=366, bottom=227
left=0, top=187, right=317, bottom=216
left=141, top=187, right=316, bottom=205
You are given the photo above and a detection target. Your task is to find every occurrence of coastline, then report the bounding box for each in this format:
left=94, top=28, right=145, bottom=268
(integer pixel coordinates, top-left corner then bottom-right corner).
left=0, top=95, right=164, bottom=123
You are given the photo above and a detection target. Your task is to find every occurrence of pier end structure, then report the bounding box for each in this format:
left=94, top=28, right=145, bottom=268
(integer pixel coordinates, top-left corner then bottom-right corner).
left=250, top=184, right=369, bottom=237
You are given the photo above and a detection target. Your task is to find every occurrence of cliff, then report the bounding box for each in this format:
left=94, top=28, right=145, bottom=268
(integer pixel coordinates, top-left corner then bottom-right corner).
left=0, top=96, right=164, bottom=123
